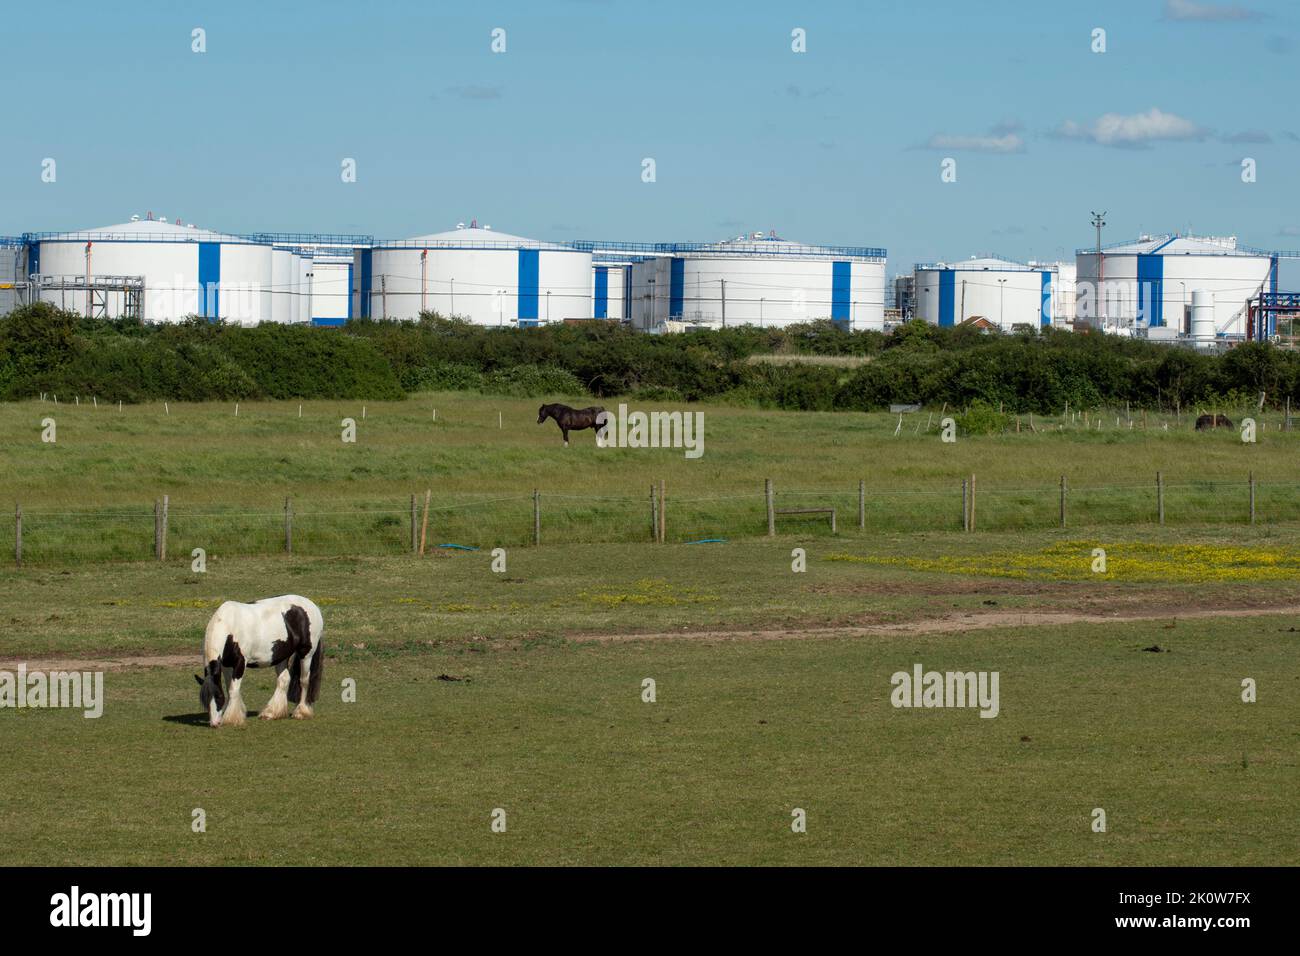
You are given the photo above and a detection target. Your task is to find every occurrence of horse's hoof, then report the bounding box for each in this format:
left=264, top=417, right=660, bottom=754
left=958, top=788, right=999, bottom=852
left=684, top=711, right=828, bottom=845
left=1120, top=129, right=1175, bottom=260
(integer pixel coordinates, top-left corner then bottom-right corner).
left=293, top=706, right=313, bottom=720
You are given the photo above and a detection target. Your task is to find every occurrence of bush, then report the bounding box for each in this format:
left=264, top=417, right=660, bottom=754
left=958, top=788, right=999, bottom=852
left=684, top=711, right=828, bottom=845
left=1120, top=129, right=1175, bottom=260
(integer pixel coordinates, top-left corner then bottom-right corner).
left=7, top=300, right=1300, bottom=411
left=479, top=364, right=587, bottom=398
left=955, top=399, right=1011, bottom=436
left=402, top=362, right=483, bottom=392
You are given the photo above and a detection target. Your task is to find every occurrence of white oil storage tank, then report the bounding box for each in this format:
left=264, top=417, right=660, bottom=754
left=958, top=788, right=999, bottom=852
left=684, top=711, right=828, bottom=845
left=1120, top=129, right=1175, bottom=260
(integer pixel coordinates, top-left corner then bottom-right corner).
left=0, top=237, right=23, bottom=315
left=913, top=257, right=1058, bottom=330
left=270, top=247, right=296, bottom=323
left=365, top=224, right=592, bottom=324
left=592, top=259, right=633, bottom=320
left=1190, top=288, right=1216, bottom=347
left=1075, top=234, right=1276, bottom=337
left=621, top=232, right=887, bottom=332
left=27, top=216, right=273, bottom=323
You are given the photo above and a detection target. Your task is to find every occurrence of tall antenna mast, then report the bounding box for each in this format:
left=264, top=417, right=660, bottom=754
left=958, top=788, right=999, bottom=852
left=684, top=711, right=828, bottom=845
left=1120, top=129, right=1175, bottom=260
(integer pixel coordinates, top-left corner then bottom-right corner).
left=1091, top=211, right=1107, bottom=326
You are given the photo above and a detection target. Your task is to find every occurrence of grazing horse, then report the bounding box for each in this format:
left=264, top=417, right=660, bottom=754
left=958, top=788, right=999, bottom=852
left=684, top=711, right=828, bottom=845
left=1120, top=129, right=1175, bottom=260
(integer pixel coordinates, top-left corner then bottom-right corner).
left=195, top=595, right=324, bottom=728
left=538, top=402, right=606, bottom=447
left=1195, top=413, right=1233, bottom=431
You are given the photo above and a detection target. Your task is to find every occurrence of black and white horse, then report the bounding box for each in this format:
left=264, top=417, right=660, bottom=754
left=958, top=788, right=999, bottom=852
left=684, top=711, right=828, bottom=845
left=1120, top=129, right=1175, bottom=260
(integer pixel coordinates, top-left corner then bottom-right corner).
left=195, top=595, right=324, bottom=728
left=538, top=403, right=606, bottom=447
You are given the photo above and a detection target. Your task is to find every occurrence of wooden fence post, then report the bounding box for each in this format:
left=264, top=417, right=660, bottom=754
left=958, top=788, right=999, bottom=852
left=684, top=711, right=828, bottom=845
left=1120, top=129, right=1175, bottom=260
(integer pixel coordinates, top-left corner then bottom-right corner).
left=1156, top=472, right=1164, bottom=526
left=533, top=489, right=541, bottom=546
left=410, top=494, right=418, bottom=554
left=658, top=479, right=666, bottom=544
left=161, top=494, right=169, bottom=561
left=1249, top=472, right=1256, bottom=525
left=858, top=479, right=865, bottom=529
left=15, top=503, right=21, bottom=568
left=1060, top=475, right=1067, bottom=528
left=650, top=484, right=658, bottom=542
left=419, top=489, right=431, bottom=556
left=969, top=474, right=976, bottom=532
left=284, top=497, right=293, bottom=554
left=765, top=479, right=775, bottom=537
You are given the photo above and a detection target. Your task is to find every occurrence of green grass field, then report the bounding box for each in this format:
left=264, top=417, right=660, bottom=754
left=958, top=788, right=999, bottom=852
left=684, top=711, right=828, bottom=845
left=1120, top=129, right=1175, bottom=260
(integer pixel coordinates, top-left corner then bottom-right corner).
left=0, top=393, right=1295, bottom=562
left=1, top=394, right=1297, bottom=865
left=2, top=605, right=1296, bottom=866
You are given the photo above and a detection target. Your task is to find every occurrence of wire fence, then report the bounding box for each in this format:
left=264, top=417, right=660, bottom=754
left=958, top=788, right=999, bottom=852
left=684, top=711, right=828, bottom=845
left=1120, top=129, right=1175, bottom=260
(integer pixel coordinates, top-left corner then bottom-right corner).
left=4, top=473, right=1297, bottom=567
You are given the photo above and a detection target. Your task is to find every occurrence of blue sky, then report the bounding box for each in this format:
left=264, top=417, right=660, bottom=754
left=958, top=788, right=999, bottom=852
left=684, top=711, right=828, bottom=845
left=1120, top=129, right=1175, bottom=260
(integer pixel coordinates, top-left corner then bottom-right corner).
left=3, top=0, right=1298, bottom=277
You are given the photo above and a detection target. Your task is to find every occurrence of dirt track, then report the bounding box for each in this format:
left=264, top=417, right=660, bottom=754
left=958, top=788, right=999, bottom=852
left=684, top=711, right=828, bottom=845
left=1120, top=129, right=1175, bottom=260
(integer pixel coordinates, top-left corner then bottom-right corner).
left=570, top=603, right=1300, bottom=643
left=4, top=603, right=1298, bottom=671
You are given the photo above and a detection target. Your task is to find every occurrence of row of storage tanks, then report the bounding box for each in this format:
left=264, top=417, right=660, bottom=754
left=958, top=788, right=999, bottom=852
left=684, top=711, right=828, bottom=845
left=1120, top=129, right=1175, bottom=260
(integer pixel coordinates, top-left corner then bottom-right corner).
left=12, top=220, right=890, bottom=330
left=910, top=235, right=1282, bottom=339
left=12, top=220, right=1283, bottom=340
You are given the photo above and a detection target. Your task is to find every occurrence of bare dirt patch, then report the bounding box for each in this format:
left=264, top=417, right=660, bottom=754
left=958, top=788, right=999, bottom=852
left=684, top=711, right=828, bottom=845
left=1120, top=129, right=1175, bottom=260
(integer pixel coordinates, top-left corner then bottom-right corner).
left=567, top=603, right=1300, bottom=644
left=5, top=602, right=1299, bottom=668
left=0, top=653, right=195, bottom=672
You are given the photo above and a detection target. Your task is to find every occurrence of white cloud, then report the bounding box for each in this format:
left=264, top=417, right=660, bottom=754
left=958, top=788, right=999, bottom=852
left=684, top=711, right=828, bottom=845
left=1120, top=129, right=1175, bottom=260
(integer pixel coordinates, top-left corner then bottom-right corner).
left=1163, top=0, right=1261, bottom=21
left=922, top=123, right=1025, bottom=154
left=1056, top=107, right=1206, bottom=148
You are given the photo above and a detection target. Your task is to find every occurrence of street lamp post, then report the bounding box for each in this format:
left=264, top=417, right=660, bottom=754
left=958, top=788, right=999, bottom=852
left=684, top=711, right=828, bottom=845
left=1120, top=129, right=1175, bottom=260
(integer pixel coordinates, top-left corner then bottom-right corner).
left=998, top=278, right=1007, bottom=328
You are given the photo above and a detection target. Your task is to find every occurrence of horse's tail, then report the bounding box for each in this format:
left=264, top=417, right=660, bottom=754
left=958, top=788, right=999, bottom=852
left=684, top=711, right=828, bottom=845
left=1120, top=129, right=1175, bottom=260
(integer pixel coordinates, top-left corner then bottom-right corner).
left=306, top=637, right=324, bottom=705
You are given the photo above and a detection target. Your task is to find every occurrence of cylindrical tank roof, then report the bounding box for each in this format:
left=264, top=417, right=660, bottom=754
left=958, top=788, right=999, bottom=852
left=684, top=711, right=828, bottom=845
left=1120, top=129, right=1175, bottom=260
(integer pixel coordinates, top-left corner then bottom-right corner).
left=374, top=226, right=581, bottom=251
left=35, top=219, right=255, bottom=244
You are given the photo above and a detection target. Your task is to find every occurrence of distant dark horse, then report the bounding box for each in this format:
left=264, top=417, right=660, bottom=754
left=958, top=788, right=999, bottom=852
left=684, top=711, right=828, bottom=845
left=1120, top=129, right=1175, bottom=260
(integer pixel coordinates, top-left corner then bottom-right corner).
left=538, top=403, right=605, bottom=447
left=1195, top=413, right=1233, bottom=431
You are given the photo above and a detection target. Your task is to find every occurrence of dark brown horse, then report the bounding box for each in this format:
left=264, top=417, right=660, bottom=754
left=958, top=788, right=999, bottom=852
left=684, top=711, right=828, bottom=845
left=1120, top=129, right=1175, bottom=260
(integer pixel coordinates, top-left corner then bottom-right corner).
left=1195, top=413, right=1233, bottom=431
left=538, top=403, right=605, bottom=446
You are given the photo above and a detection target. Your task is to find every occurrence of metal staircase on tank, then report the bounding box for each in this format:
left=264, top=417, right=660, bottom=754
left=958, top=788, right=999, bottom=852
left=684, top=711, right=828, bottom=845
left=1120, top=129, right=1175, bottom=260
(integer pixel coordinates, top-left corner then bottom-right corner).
left=22, top=274, right=145, bottom=319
